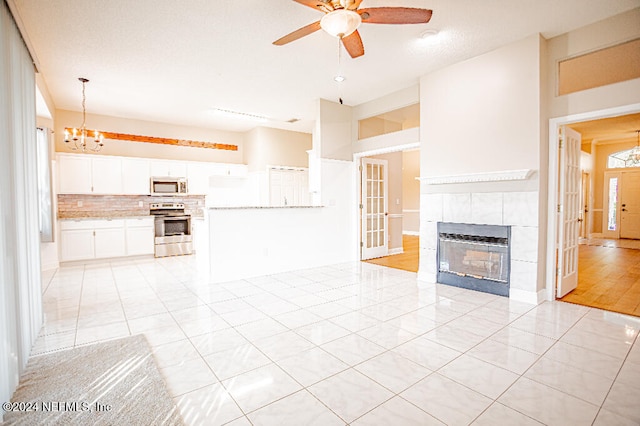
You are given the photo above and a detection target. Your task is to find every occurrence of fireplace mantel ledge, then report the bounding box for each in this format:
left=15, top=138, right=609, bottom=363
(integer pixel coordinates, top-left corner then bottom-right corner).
left=417, top=169, right=534, bottom=185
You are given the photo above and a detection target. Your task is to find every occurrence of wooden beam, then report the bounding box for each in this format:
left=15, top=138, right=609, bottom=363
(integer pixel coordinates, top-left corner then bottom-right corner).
left=64, top=128, right=238, bottom=151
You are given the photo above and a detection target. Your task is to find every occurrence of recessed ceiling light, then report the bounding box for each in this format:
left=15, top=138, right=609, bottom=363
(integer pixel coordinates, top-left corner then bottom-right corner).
left=419, top=29, right=439, bottom=39
left=334, top=75, right=346, bottom=83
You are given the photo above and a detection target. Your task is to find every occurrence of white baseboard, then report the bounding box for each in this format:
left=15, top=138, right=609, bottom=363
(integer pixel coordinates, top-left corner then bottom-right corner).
left=417, top=270, right=436, bottom=283
left=41, top=261, right=59, bottom=271
left=510, top=288, right=546, bottom=305
left=388, top=248, right=404, bottom=255
left=403, top=231, right=419, bottom=236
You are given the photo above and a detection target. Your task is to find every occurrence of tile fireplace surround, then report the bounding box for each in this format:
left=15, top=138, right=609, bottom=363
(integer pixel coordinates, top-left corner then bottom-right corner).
left=419, top=191, right=540, bottom=304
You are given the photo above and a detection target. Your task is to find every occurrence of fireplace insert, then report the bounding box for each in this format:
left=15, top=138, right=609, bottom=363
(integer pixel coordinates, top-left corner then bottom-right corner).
left=437, top=222, right=510, bottom=296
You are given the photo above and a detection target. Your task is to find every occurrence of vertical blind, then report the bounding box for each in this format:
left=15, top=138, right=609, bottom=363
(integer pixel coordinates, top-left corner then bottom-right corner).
left=0, top=0, right=43, bottom=411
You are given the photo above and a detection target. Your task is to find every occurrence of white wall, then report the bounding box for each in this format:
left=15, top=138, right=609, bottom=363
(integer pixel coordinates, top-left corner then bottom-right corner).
left=419, top=34, right=546, bottom=302
left=315, top=99, right=353, bottom=161
left=421, top=34, right=543, bottom=178
left=402, top=150, right=420, bottom=234
left=243, top=126, right=311, bottom=172
left=55, top=109, right=245, bottom=163
left=353, top=85, right=420, bottom=154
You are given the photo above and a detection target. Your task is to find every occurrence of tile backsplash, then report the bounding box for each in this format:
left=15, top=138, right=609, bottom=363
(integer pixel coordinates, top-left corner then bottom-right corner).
left=58, top=194, right=205, bottom=219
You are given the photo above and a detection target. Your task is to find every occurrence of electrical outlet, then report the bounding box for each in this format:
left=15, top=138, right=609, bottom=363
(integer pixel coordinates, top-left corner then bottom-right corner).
left=77, top=201, right=83, bottom=207
left=138, top=201, right=143, bottom=207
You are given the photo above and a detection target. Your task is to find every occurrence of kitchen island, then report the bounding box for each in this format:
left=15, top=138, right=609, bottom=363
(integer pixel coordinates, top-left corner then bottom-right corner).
left=207, top=205, right=356, bottom=283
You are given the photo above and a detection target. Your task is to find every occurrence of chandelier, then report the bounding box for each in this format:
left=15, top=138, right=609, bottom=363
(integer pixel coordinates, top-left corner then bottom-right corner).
left=626, top=130, right=640, bottom=167
left=64, top=77, right=104, bottom=152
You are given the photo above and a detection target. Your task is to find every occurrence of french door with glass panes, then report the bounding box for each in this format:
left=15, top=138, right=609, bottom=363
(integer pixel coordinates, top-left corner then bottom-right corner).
left=557, top=125, right=581, bottom=297
left=361, top=158, right=388, bottom=260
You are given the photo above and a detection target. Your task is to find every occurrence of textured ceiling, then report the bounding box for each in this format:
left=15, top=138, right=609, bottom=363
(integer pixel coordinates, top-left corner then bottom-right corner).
left=570, top=113, right=640, bottom=146
left=12, top=0, right=640, bottom=133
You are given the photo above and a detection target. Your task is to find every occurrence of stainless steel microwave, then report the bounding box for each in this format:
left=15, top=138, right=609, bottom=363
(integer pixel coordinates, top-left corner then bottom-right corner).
left=150, top=177, right=188, bottom=195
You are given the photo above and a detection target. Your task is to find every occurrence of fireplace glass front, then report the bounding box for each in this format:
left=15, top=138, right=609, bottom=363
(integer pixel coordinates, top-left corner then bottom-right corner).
left=437, top=223, right=510, bottom=296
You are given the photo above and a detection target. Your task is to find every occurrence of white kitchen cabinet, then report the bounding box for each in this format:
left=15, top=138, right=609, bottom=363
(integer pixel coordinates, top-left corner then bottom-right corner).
left=125, top=218, right=154, bottom=255
left=92, top=157, right=123, bottom=194
left=58, top=155, right=92, bottom=193
left=58, top=154, right=123, bottom=194
left=60, top=228, right=95, bottom=261
left=150, top=160, right=187, bottom=177
left=94, top=227, right=126, bottom=258
left=59, top=219, right=127, bottom=262
left=187, top=162, right=214, bottom=194
left=122, top=158, right=151, bottom=194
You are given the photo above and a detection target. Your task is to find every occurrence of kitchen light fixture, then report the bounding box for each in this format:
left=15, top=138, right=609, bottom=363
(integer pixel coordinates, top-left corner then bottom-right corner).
left=320, top=9, right=361, bottom=38
left=626, top=130, right=640, bottom=167
left=64, top=78, right=104, bottom=152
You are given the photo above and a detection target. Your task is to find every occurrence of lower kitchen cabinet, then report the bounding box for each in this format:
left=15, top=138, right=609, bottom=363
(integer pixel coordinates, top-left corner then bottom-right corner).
left=125, top=218, right=154, bottom=255
left=60, top=218, right=153, bottom=262
left=94, top=227, right=126, bottom=259
left=60, top=228, right=95, bottom=261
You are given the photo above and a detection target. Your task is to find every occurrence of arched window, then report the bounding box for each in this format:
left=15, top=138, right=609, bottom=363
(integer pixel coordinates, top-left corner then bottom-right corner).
left=608, top=147, right=640, bottom=168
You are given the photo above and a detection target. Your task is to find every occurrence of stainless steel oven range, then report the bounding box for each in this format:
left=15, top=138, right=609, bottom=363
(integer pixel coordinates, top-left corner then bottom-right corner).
left=150, top=202, right=193, bottom=257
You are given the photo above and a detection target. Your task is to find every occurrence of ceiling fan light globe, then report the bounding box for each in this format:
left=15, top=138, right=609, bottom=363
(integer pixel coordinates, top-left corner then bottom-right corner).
left=320, top=9, right=361, bottom=38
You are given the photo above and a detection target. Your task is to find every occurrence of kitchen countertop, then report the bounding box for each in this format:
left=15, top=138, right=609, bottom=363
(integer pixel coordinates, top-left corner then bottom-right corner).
left=58, top=213, right=153, bottom=220
left=58, top=211, right=205, bottom=220
left=208, top=205, right=323, bottom=210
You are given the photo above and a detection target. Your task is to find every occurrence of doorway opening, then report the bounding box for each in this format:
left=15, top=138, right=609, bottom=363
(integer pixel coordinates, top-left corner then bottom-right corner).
left=549, top=106, right=640, bottom=316
left=355, top=145, right=420, bottom=273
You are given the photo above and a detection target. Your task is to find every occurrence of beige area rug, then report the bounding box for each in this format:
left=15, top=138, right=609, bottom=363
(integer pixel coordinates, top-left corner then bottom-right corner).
left=3, top=334, right=183, bottom=425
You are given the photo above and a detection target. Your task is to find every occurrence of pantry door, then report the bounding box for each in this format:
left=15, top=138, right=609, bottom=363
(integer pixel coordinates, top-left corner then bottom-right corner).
left=557, top=126, right=581, bottom=298
left=361, top=158, right=388, bottom=260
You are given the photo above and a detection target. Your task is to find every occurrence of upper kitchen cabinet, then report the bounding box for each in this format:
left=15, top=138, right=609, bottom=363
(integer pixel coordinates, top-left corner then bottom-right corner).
left=122, top=157, right=151, bottom=194
left=187, top=162, right=212, bottom=195
left=150, top=160, right=187, bottom=177
left=58, top=154, right=123, bottom=194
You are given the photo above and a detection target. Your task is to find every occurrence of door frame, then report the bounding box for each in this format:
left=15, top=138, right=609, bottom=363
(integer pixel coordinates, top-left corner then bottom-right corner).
left=545, top=103, right=640, bottom=302
left=353, top=142, right=420, bottom=262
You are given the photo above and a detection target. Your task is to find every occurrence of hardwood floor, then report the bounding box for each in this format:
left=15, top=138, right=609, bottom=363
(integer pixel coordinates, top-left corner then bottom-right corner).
left=364, top=235, right=640, bottom=317
left=363, top=235, right=419, bottom=273
left=560, top=244, right=640, bottom=317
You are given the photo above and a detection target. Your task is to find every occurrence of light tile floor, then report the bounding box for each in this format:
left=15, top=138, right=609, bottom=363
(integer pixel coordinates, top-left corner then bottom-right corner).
left=36, top=256, right=640, bottom=425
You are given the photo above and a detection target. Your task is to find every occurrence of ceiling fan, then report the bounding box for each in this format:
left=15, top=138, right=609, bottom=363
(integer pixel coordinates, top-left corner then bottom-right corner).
left=273, top=0, right=433, bottom=58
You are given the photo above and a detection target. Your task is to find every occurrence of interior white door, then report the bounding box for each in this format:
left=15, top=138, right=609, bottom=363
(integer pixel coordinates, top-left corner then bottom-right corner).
left=361, top=158, right=388, bottom=260
left=620, top=171, right=640, bottom=239
left=557, top=126, right=581, bottom=297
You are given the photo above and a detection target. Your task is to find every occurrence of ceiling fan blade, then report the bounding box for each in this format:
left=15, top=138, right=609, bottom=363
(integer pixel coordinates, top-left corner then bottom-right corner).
left=293, top=0, right=333, bottom=13
left=359, top=7, right=433, bottom=24
left=273, top=21, right=322, bottom=46
left=341, top=30, right=364, bottom=58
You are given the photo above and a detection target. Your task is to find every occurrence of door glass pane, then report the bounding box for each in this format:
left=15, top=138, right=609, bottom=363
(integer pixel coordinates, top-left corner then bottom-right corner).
left=379, top=230, right=385, bottom=246
left=608, top=177, right=618, bottom=231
